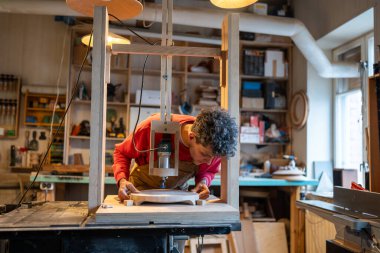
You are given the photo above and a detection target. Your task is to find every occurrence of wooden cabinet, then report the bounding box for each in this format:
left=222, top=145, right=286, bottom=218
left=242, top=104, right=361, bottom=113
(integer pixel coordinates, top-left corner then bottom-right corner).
left=0, top=74, right=21, bottom=138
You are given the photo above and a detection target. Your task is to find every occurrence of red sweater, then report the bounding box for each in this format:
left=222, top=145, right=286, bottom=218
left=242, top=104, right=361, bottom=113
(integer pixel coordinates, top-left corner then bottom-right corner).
left=113, top=114, right=221, bottom=186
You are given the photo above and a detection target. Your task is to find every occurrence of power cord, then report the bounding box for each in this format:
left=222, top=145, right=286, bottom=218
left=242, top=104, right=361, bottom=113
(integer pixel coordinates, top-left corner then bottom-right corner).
left=16, top=31, right=93, bottom=206
left=108, top=13, right=161, bottom=153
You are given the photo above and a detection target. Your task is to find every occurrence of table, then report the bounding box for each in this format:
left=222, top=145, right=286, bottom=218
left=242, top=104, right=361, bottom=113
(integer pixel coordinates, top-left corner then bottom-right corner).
left=31, top=172, right=318, bottom=253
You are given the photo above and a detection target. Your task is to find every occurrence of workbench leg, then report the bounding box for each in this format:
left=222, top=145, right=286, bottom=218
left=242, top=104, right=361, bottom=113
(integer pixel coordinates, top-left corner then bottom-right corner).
left=290, top=186, right=305, bottom=253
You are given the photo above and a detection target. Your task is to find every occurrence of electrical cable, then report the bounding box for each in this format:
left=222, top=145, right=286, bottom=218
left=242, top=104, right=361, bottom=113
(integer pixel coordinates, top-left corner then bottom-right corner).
left=108, top=13, right=160, bottom=153
left=131, top=54, right=157, bottom=153
left=50, top=25, right=69, bottom=138
left=108, top=13, right=155, bottom=46
left=16, top=30, right=93, bottom=206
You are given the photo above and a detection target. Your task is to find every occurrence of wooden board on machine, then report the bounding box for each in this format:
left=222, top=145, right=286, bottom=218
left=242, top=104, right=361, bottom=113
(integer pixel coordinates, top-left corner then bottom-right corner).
left=95, top=195, right=239, bottom=225
left=229, top=220, right=288, bottom=253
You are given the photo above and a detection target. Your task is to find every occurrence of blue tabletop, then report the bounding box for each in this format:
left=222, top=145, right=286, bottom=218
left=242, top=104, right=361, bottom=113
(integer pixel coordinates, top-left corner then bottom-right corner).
left=30, top=173, right=318, bottom=187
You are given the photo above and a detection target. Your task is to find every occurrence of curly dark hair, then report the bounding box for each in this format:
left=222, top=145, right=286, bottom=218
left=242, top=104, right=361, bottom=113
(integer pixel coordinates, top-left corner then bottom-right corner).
left=191, top=108, right=238, bottom=157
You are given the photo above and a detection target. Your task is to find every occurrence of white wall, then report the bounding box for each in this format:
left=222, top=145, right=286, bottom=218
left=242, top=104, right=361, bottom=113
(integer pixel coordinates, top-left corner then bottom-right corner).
left=0, top=13, right=70, bottom=170
left=306, top=62, right=333, bottom=177
left=292, top=0, right=373, bottom=40
left=292, top=0, right=375, bottom=177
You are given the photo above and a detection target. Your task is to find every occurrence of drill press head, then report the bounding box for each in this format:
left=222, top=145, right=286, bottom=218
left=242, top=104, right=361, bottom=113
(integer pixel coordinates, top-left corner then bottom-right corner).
left=149, top=120, right=180, bottom=188
left=157, top=135, right=172, bottom=188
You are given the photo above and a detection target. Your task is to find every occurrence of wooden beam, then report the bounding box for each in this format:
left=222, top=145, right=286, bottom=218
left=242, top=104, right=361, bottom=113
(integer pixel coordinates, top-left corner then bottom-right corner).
left=88, top=6, right=108, bottom=213
left=368, top=76, right=380, bottom=193
left=112, top=44, right=221, bottom=58
left=220, top=14, right=240, bottom=210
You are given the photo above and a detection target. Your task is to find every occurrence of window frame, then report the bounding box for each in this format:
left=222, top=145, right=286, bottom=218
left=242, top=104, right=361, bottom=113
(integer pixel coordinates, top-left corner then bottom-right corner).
left=332, top=32, right=373, bottom=185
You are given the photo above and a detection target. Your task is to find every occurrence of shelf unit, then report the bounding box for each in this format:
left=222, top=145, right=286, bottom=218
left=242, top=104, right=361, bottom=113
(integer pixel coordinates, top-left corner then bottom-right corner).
left=63, top=28, right=223, bottom=167
left=23, top=90, right=66, bottom=164
left=64, top=28, right=130, bottom=166
left=239, top=39, right=293, bottom=161
left=64, top=26, right=293, bottom=172
left=0, top=74, right=21, bottom=139
left=24, top=91, right=66, bottom=127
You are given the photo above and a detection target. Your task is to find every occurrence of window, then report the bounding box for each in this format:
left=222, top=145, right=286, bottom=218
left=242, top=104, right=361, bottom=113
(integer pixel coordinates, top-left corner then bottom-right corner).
left=335, top=89, right=362, bottom=169
left=333, top=33, right=374, bottom=186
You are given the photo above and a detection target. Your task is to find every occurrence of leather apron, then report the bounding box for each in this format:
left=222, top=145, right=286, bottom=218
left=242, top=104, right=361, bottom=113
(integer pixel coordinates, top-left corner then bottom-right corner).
left=129, top=161, right=199, bottom=191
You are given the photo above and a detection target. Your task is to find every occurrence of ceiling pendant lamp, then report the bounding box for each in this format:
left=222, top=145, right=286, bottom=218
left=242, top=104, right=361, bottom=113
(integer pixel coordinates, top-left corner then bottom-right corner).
left=66, top=0, right=143, bottom=20
left=210, top=0, right=258, bottom=9
left=81, top=32, right=131, bottom=48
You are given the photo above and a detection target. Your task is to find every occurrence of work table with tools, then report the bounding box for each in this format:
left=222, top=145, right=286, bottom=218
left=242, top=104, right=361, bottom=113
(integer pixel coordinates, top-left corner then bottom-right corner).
left=0, top=199, right=239, bottom=252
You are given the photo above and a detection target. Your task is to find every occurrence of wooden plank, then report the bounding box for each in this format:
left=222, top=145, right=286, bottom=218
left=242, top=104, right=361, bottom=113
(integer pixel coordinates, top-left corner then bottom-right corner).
left=289, top=186, right=301, bottom=253
left=241, top=220, right=256, bottom=253
left=95, top=195, right=239, bottom=225
left=89, top=6, right=108, bottom=213
left=368, top=76, right=380, bottom=193
left=305, top=210, right=336, bottom=253
left=112, top=44, right=221, bottom=58
left=228, top=231, right=244, bottom=253
left=220, top=14, right=240, bottom=209
left=251, top=222, right=288, bottom=253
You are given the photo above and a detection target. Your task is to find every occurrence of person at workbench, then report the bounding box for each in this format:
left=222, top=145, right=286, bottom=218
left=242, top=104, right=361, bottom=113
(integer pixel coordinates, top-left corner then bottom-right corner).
left=113, top=108, right=238, bottom=202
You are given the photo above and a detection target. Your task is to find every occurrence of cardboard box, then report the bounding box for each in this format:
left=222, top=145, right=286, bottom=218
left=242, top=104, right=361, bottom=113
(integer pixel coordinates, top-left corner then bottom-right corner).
left=241, top=126, right=260, bottom=134
left=264, top=50, right=285, bottom=78
left=135, top=90, right=160, bottom=105
left=242, top=97, right=264, bottom=109
left=240, top=133, right=260, bottom=144
left=252, top=3, right=268, bottom=15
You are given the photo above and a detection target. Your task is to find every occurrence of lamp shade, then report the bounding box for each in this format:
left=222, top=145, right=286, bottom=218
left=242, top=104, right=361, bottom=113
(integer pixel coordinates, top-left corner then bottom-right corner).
left=81, top=32, right=131, bottom=47
left=66, top=0, right=143, bottom=20
left=210, top=0, right=258, bottom=9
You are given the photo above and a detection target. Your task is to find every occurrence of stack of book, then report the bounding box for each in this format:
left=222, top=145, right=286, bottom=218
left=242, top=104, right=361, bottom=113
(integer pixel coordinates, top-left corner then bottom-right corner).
left=196, top=84, right=220, bottom=107
left=243, top=49, right=265, bottom=76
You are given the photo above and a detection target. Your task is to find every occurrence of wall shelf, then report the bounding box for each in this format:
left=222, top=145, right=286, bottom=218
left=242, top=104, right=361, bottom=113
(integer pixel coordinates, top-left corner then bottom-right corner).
left=241, top=108, right=287, bottom=113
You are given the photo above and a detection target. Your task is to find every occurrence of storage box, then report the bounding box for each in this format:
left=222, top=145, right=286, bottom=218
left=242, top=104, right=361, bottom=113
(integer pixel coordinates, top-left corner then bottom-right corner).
left=241, top=126, right=259, bottom=134
left=240, top=133, right=260, bottom=144
left=242, top=97, right=264, bottom=109
left=135, top=90, right=160, bottom=105
left=243, top=49, right=265, bottom=76
left=242, top=81, right=262, bottom=98
left=252, top=3, right=268, bottom=15
left=264, top=50, right=285, bottom=77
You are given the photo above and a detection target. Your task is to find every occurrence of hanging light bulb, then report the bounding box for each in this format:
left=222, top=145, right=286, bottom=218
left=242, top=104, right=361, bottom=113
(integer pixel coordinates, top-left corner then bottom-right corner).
left=81, top=32, right=131, bottom=48
left=210, top=0, right=258, bottom=9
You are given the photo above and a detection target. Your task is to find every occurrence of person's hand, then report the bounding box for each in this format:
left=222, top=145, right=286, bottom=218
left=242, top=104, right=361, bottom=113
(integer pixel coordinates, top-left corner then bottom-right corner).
left=118, top=178, right=140, bottom=202
left=192, top=181, right=210, bottom=200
